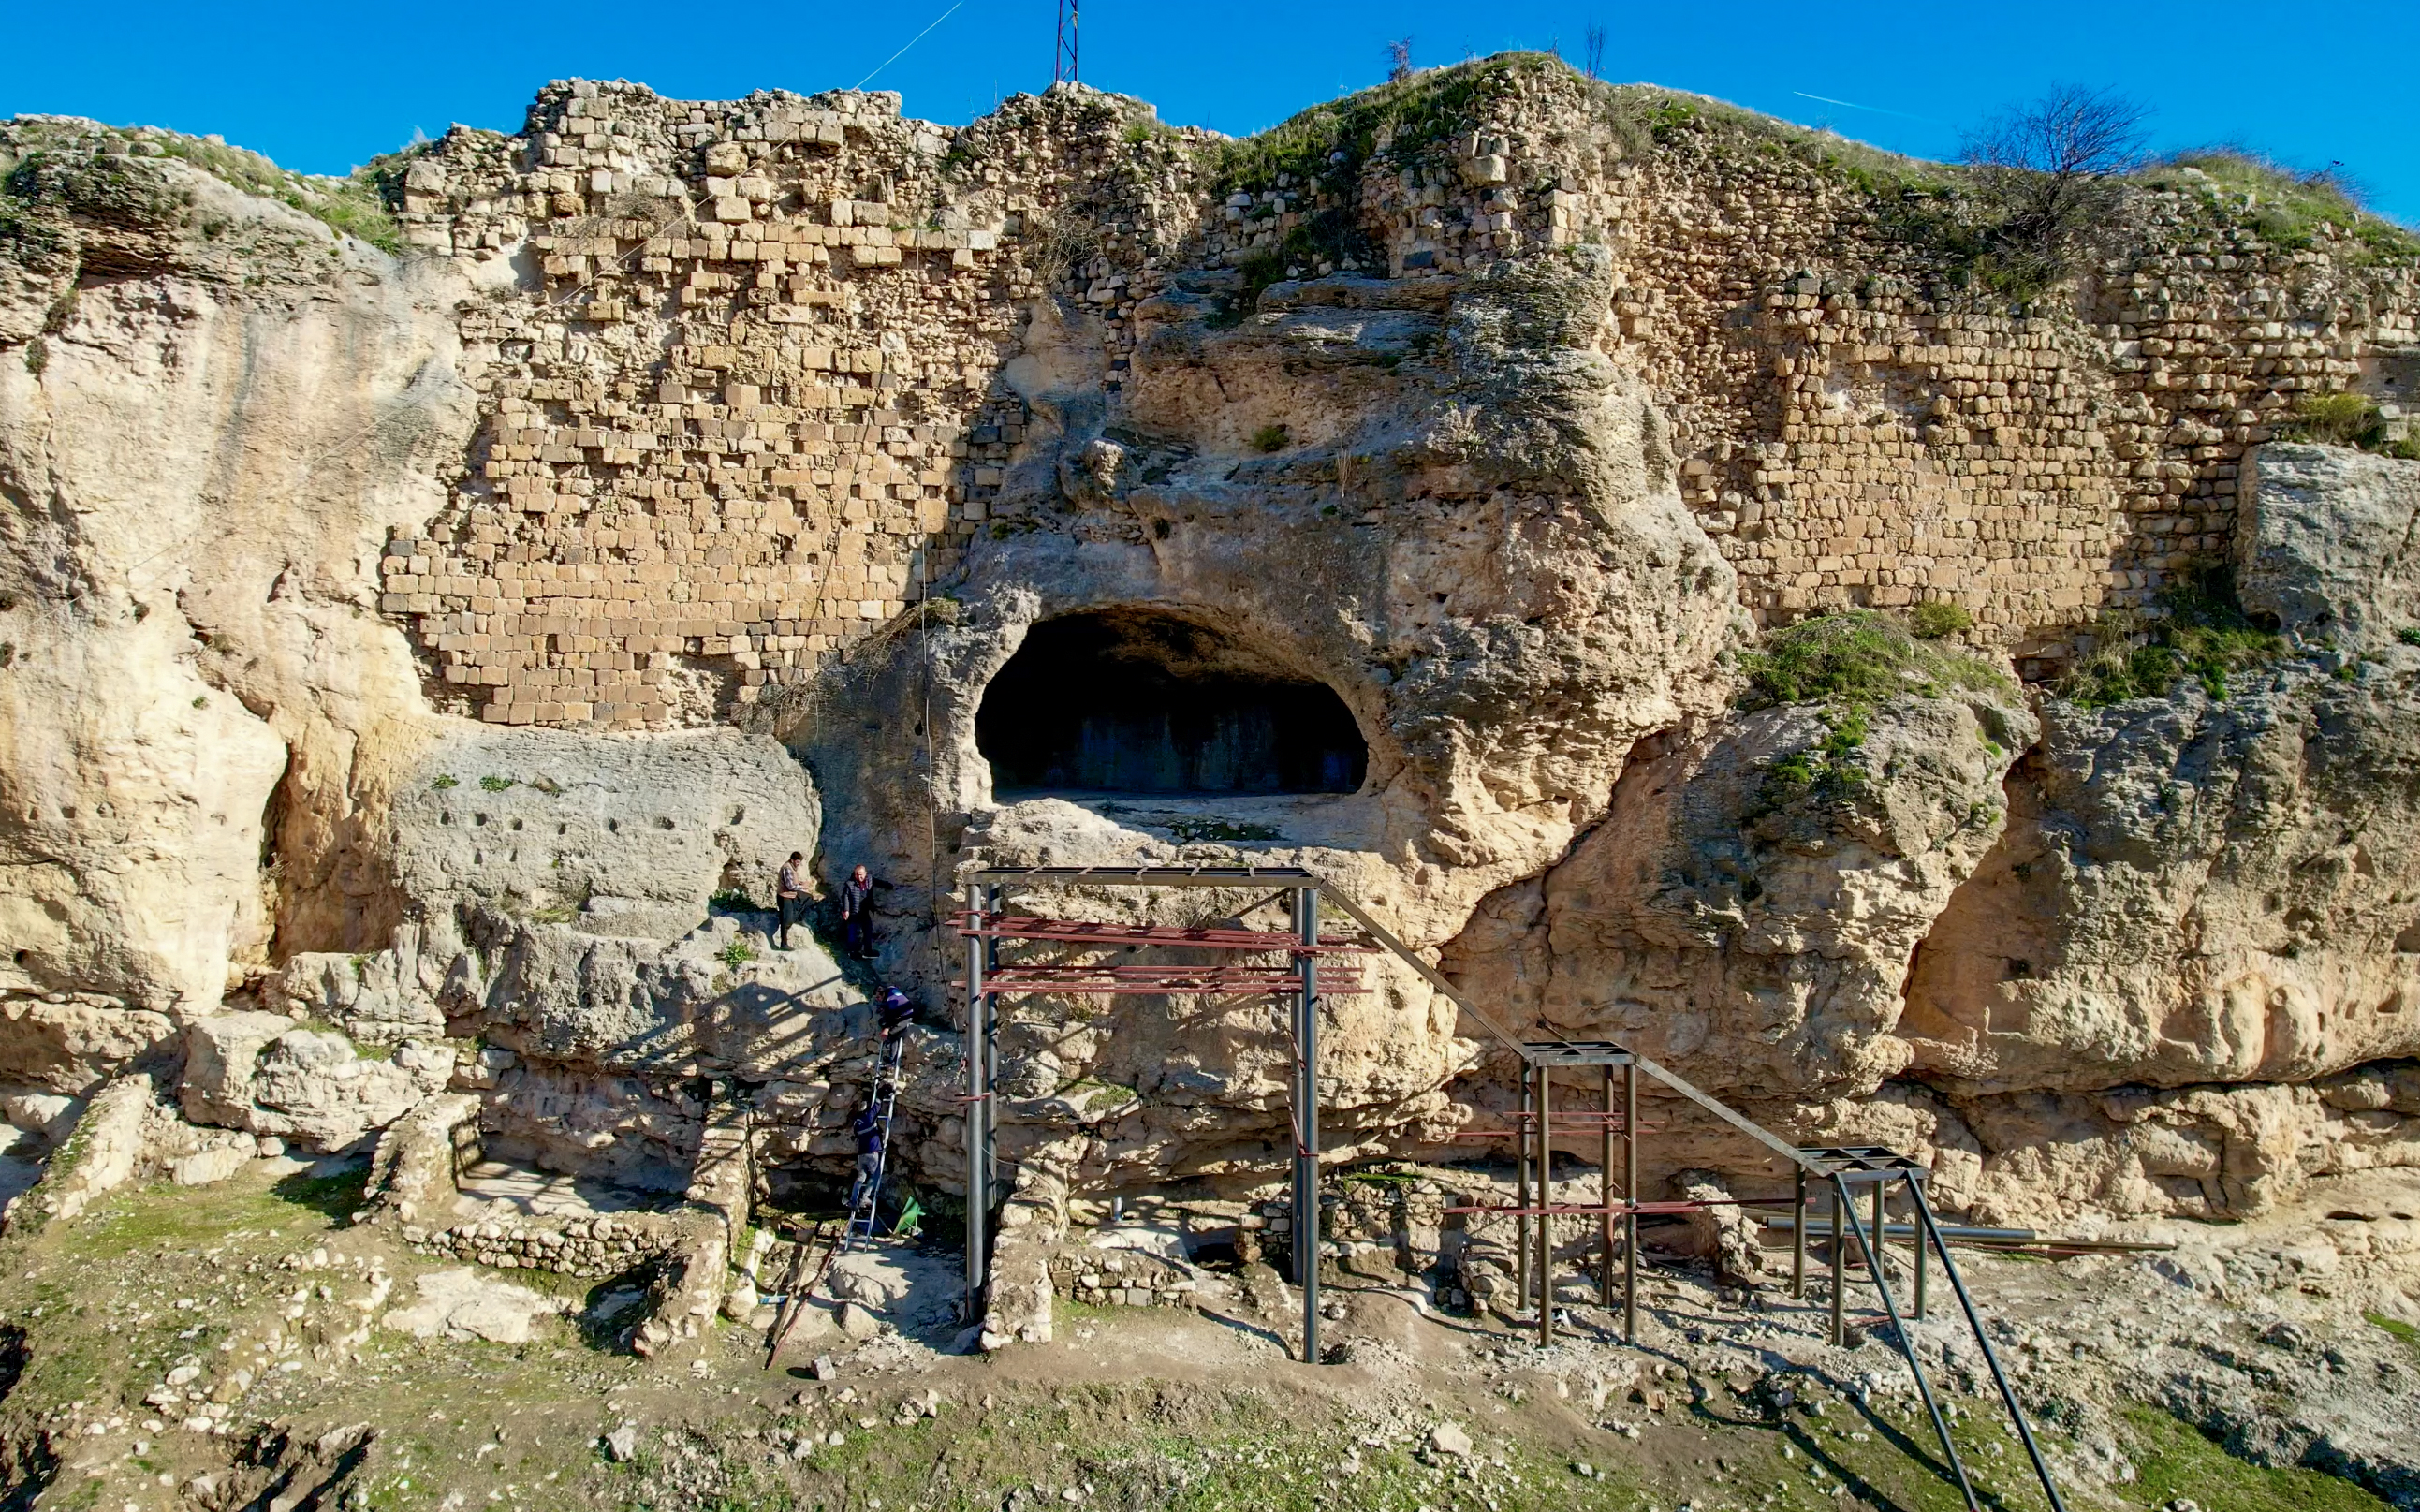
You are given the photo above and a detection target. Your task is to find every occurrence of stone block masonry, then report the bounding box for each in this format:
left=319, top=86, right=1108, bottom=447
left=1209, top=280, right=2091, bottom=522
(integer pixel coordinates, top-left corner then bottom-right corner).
left=379, top=63, right=2420, bottom=728
left=382, top=81, right=1202, bottom=729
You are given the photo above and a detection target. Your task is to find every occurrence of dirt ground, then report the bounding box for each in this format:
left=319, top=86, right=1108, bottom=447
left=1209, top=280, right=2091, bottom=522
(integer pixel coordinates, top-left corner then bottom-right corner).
left=0, top=1158, right=2413, bottom=1512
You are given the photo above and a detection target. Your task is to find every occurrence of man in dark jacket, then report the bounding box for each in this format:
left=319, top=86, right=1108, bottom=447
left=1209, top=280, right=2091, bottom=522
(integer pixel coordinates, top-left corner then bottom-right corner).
left=840, top=864, right=877, bottom=959
left=878, top=987, right=915, bottom=1040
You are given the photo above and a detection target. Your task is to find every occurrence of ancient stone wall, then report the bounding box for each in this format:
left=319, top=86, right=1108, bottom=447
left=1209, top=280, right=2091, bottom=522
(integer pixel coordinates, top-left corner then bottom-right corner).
left=1179, top=66, right=2420, bottom=665
left=377, top=81, right=1197, bottom=728
left=375, top=66, right=2420, bottom=731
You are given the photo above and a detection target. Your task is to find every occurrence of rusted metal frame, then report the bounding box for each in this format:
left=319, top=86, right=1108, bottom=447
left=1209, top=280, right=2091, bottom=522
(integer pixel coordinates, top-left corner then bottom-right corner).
left=1445, top=1196, right=1788, bottom=1217
left=1907, top=1181, right=2070, bottom=1512
left=1833, top=1173, right=1979, bottom=1512
left=970, top=864, right=1322, bottom=887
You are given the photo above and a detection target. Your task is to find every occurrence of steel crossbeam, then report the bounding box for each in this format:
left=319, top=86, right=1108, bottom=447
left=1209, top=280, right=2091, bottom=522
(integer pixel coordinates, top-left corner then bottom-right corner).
left=961, top=965, right=1366, bottom=995
left=956, top=915, right=1375, bottom=954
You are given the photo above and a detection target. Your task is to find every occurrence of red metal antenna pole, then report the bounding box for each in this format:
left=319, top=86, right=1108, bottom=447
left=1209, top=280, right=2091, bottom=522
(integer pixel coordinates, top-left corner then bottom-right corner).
left=1054, top=0, right=1078, bottom=83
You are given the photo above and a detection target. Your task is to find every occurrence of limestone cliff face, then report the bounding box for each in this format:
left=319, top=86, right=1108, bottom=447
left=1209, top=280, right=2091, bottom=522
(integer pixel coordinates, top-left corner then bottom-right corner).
left=3, top=70, right=2419, bottom=1226
left=0, top=147, right=479, bottom=1042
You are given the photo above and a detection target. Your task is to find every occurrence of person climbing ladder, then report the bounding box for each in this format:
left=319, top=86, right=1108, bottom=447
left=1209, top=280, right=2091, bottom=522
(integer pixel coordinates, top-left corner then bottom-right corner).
left=842, top=991, right=914, bottom=1250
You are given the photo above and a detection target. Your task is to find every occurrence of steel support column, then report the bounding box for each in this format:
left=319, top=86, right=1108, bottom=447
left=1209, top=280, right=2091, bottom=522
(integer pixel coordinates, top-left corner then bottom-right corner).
left=1834, top=1174, right=1979, bottom=1512
left=1911, top=1178, right=1928, bottom=1320
left=1828, top=1182, right=1845, bottom=1346
left=962, top=881, right=988, bottom=1324
left=1598, top=1067, right=1616, bottom=1308
left=1515, top=1066, right=1533, bottom=1311
left=1907, top=1182, right=2069, bottom=1512
left=1792, top=1166, right=1808, bottom=1299
left=1622, top=1061, right=1638, bottom=1343
left=1535, top=1065, right=1553, bottom=1344
left=1295, top=885, right=1321, bottom=1363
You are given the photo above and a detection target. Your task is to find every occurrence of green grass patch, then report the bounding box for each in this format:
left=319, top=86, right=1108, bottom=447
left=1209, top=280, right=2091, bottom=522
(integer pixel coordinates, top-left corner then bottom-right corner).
left=2367, top=1310, right=2420, bottom=1347
left=1739, top=610, right=2011, bottom=711
left=2115, top=1404, right=2393, bottom=1512
left=2277, top=392, right=2420, bottom=458
left=152, top=135, right=407, bottom=253
left=2138, top=150, right=2420, bottom=265
left=1908, top=601, right=1973, bottom=639
left=2058, top=566, right=2287, bottom=709
left=1738, top=609, right=2011, bottom=810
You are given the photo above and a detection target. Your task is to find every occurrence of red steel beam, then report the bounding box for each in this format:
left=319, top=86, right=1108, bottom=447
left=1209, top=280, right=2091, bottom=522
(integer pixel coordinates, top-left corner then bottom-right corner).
left=955, top=915, right=1375, bottom=954
left=958, top=966, right=1369, bottom=996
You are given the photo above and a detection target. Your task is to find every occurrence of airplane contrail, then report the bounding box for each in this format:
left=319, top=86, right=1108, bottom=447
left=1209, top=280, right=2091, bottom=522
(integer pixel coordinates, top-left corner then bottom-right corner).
left=1793, top=91, right=1935, bottom=124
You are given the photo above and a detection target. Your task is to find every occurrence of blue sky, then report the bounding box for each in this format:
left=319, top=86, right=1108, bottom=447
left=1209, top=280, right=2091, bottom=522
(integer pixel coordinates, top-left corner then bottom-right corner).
left=7, top=1, right=2416, bottom=223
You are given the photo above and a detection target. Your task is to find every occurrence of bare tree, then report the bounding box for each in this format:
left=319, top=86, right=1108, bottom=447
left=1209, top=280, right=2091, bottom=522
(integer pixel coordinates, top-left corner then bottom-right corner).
left=1386, top=38, right=1414, bottom=83
left=1961, top=83, right=2150, bottom=287
left=1584, top=25, right=1606, bottom=81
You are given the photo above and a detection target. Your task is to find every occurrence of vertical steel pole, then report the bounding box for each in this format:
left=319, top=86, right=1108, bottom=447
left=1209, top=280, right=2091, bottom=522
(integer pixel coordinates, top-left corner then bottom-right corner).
left=982, top=886, right=1000, bottom=1208
left=1792, top=1166, right=1808, bottom=1299
left=1298, top=885, right=1321, bottom=1363
left=1871, top=1180, right=1888, bottom=1299
left=1622, top=1060, right=1638, bottom=1344
left=962, top=881, right=986, bottom=1323
left=1599, top=1067, right=1616, bottom=1308
left=1515, top=1065, right=1533, bottom=1314
left=1911, top=1176, right=1928, bottom=1321
left=1535, top=1064, right=1553, bottom=1345
left=1828, top=1171, right=1846, bottom=1346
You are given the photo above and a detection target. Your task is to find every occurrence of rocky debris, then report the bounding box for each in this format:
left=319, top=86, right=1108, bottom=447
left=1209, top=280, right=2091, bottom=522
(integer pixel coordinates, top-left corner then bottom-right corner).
left=379, top=1266, right=570, bottom=1343
left=0, top=996, right=176, bottom=1094
left=168, top=1141, right=252, bottom=1186
left=2, top=1073, right=154, bottom=1230
left=1668, top=1168, right=1767, bottom=1287
left=1428, top=1422, right=1474, bottom=1458
left=836, top=1301, right=882, bottom=1340
left=358, top=1092, right=480, bottom=1226
left=180, top=1013, right=454, bottom=1152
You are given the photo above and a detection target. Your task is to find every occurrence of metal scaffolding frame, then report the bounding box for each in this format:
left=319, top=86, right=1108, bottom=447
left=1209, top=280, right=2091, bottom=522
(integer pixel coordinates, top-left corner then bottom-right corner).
left=959, top=865, right=1366, bottom=1363
left=951, top=864, right=2064, bottom=1512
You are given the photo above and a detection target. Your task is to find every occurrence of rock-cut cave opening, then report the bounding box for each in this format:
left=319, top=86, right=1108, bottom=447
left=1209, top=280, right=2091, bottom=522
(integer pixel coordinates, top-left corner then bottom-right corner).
left=976, top=609, right=1368, bottom=796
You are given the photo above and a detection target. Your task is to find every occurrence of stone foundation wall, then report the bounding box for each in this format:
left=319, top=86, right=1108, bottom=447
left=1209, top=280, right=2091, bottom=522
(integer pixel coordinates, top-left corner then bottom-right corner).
left=403, top=1211, right=680, bottom=1278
